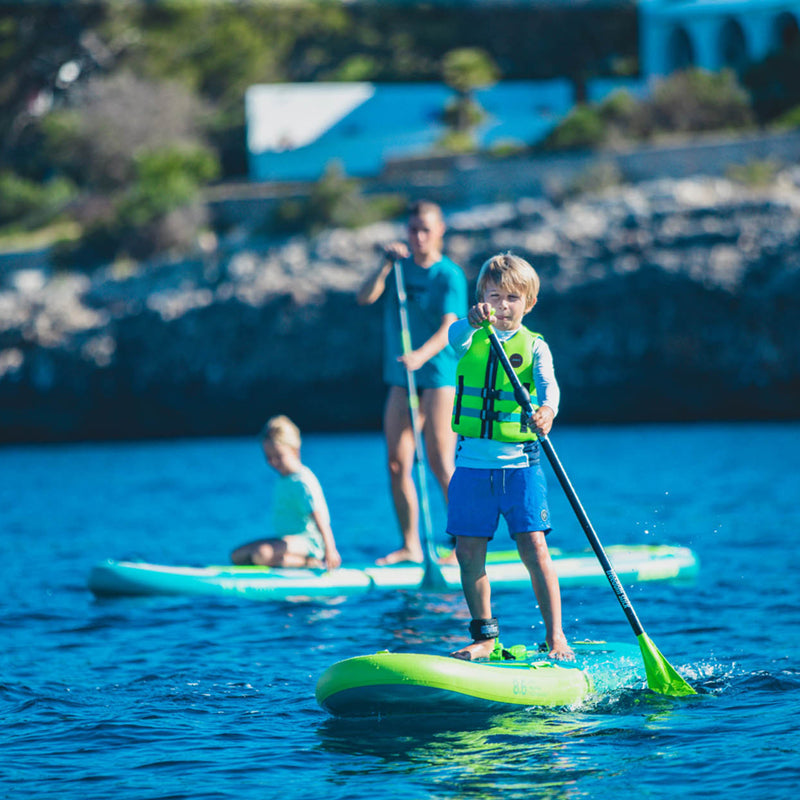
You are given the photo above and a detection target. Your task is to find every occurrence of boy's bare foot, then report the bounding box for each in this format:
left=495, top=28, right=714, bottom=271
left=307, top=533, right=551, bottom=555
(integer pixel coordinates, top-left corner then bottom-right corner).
left=547, top=635, right=575, bottom=662
left=451, top=639, right=496, bottom=661
left=375, top=547, right=424, bottom=566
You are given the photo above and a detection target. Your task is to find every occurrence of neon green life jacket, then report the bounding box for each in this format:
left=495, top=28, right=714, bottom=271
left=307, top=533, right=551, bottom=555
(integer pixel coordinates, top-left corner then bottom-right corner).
left=452, top=326, right=542, bottom=442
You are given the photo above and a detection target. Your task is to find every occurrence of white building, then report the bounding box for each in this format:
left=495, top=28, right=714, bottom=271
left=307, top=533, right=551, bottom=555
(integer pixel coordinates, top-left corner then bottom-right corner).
left=640, top=0, right=800, bottom=78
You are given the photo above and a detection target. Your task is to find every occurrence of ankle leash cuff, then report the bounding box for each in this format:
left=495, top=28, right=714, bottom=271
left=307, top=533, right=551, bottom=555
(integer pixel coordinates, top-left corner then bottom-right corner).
left=469, top=617, right=499, bottom=641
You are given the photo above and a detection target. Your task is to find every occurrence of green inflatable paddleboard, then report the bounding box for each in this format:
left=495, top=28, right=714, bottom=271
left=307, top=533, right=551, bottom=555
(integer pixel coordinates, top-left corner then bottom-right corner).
left=316, top=640, right=646, bottom=716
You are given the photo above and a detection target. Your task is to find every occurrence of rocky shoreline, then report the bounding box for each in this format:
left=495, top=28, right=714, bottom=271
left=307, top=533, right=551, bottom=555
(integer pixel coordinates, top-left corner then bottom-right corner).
left=2, top=172, right=799, bottom=443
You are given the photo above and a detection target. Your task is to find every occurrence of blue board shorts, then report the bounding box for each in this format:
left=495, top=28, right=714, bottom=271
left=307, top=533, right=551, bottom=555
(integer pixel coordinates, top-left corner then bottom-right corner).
left=447, top=464, right=551, bottom=539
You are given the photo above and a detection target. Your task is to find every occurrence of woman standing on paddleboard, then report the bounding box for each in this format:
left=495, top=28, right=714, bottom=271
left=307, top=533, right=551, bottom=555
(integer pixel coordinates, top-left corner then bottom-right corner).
left=357, top=201, right=467, bottom=567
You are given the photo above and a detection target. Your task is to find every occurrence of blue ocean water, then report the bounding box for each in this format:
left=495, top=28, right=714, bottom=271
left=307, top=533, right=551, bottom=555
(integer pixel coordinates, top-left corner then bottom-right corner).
left=2, top=422, right=799, bottom=799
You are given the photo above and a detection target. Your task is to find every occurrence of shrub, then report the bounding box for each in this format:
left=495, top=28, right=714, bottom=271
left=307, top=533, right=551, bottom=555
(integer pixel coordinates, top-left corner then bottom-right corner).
left=541, top=70, right=754, bottom=152
left=40, top=72, right=212, bottom=191
left=116, top=145, right=220, bottom=229
left=54, top=144, right=219, bottom=266
left=437, top=129, right=478, bottom=153
left=567, top=160, right=624, bottom=196
left=771, top=103, right=800, bottom=131
left=0, top=171, right=76, bottom=230
left=488, top=139, right=528, bottom=158
left=726, top=159, right=780, bottom=187
left=597, top=89, right=639, bottom=126
left=304, top=161, right=363, bottom=231
left=643, top=69, right=754, bottom=134
left=541, top=103, right=606, bottom=151
left=272, top=161, right=406, bottom=234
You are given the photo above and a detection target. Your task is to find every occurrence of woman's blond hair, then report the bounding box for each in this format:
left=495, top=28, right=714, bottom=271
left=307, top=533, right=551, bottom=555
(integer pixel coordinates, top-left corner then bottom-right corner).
left=260, top=415, right=301, bottom=451
left=476, top=252, right=540, bottom=307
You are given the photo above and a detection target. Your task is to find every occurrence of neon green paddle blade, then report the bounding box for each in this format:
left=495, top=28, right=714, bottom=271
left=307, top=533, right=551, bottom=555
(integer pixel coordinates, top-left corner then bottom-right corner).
left=637, top=633, right=696, bottom=696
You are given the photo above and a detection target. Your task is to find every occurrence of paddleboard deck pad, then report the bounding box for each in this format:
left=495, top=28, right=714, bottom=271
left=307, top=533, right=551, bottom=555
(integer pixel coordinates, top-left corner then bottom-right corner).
left=316, top=640, right=645, bottom=716
left=88, top=544, right=698, bottom=601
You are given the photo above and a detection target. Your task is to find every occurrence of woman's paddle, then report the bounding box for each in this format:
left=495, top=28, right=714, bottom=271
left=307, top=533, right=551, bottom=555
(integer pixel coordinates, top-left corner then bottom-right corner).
left=392, top=260, right=448, bottom=591
left=482, top=321, right=695, bottom=696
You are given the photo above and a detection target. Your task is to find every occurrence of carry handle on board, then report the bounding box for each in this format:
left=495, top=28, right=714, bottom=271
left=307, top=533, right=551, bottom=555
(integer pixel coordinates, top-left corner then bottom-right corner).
left=392, top=260, right=448, bottom=591
left=481, top=320, right=695, bottom=696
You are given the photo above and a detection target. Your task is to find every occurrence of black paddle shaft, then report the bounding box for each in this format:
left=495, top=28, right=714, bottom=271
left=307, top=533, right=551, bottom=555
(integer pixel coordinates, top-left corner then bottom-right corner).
left=484, top=325, right=646, bottom=637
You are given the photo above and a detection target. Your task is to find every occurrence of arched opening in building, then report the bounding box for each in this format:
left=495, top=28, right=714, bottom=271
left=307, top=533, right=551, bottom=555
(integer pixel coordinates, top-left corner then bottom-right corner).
left=772, top=11, right=800, bottom=52
left=668, top=25, right=695, bottom=72
left=719, top=17, right=748, bottom=72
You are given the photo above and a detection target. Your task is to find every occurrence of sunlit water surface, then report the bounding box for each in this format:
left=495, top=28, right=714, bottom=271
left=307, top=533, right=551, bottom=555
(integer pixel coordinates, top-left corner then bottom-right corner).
left=2, top=423, right=799, bottom=798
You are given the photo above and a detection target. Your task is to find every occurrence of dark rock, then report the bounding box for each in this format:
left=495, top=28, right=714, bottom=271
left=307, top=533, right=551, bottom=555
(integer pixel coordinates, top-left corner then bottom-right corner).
left=1, top=174, right=799, bottom=443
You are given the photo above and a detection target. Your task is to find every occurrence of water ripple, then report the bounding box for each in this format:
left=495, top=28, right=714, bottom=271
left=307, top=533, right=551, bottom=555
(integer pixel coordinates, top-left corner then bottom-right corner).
left=3, top=427, right=800, bottom=800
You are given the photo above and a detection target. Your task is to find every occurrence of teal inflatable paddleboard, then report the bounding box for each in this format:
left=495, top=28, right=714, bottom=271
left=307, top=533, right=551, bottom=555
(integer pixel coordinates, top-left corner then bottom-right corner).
left=88, top=544, right=698, bottom=601
left=316, top=640, right=645, bottom=716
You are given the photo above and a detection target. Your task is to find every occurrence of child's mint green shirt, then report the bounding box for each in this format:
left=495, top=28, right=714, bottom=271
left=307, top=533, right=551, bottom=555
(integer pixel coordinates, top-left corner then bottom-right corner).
left=272, top=466, right=329, bottom=555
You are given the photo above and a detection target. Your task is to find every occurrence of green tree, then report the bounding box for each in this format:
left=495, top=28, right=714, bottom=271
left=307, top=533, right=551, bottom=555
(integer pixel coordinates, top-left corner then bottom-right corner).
left=41, top=72, right=211, bottom=191
left=0, top=4, right=107, bottom=169
left=440, top=47, right=500, bottom=148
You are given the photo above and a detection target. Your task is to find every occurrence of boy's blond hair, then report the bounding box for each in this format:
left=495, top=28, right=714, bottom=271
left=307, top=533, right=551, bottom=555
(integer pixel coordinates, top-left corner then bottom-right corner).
left=260, top=415, right=301, bottom=452
left=476, top=252, right=540, bottom=308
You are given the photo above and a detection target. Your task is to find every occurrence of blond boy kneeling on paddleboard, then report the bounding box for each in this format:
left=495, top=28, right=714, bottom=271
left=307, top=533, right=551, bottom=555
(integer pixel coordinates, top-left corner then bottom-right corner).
left=232, top=415, right=341, bottom=571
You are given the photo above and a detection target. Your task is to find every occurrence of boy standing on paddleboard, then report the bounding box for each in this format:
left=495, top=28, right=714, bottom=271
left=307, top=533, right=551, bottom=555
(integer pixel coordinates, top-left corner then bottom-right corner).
left=447, top=253, right=574, bottom=661
left=231, top=415, right=342, bottom=571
